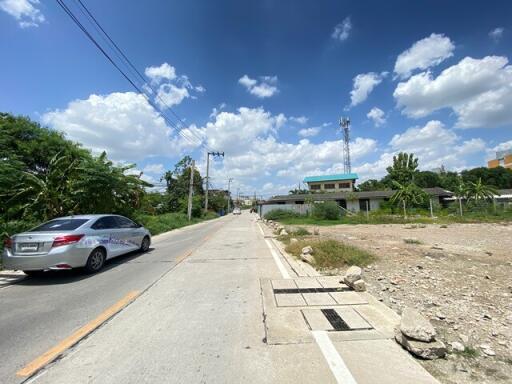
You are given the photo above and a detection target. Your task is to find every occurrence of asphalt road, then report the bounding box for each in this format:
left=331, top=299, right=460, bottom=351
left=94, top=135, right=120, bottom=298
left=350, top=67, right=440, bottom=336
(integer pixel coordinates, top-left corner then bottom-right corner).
left=0, top=217, right=228, bottom=384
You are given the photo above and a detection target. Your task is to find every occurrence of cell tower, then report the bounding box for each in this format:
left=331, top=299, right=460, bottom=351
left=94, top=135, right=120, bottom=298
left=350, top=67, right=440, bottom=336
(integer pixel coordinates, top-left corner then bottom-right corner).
left=340, top=117, right=351, bottom=174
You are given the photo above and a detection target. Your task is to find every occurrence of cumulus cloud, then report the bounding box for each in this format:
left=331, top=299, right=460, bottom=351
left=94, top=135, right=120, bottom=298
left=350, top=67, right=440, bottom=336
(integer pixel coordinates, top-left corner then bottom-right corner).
left=143, top=62, right=204, bottom=109
left=185, top=108, right=376, bottom=193
left=394, top=33, right=455, bottom=79
left=0, top=0, right=45, bottom=28
left=394, top=55, right=512, bottom=128
left=144, top=63, right=176, bottom=83
left=331, top=17, right=352, bottom=41
left=489, top=27, right=504, bottom=42
left=42, top=92, right=197, bottom=161
left=290, top=116, right=308, bottom=125
left=298, top=127, right=321, bottom=137
left=355, top=120, right=487, bottom=181
left=367, top=107, right=386, bottom=127
left=350, top=72, right=386, bottom=107
left=238, top=75, right=279, bottom=98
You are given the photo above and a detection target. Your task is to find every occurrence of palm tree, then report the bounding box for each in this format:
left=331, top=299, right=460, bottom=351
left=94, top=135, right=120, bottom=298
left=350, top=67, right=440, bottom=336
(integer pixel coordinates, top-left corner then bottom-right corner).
left=390, top=180, right=427, bottom=218
left=466, top=178, right=499, bottom=202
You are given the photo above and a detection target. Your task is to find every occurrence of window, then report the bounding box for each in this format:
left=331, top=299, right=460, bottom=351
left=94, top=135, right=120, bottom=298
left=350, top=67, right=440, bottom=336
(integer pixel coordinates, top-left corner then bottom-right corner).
left=339, top=182, right=351, bottom=189
left=30, top=219, right=89, bottom=232
left=115, top=216, right=138, bottom=228
left=310, top=184, right=321, bottom=190
left=359, top=199, right=370, bottom=211
left=324, top=183, right=335, bottom=189
left=91, top=216, right=118, bottom=230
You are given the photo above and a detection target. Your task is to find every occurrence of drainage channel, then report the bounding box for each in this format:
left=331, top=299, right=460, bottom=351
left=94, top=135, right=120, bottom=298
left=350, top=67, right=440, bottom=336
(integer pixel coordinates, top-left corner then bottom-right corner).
left=273, top=287, right=351, bottom=294
left=321, top=309, right=351, bottom=331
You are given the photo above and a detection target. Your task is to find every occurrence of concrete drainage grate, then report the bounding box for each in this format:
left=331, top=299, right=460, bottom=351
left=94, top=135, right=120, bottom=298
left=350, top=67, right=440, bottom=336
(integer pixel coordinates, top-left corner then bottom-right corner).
left=273, top=287, right=350, bottom=294
left=321, top=309, right=351, bottom=331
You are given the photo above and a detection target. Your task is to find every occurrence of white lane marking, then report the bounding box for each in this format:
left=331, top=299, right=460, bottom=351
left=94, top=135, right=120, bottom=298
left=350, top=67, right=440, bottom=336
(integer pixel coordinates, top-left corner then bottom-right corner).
left=312, top=330, right=358, bottom=384
left=263, top=238, right=290, bottom=279
left=257, top=222, right=265, bottom=236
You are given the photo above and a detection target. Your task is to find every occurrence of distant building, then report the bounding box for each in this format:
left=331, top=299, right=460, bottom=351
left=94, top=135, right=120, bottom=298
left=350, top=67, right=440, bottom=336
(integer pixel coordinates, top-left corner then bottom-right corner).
left=303, top=173, right=358, bottom=192
left=488, top=150, right=512, bottom=169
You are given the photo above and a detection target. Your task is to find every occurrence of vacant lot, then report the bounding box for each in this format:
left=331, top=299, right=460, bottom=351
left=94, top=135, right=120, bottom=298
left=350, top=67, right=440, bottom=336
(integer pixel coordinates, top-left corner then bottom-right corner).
left=306, top=223, right=512, bottom=384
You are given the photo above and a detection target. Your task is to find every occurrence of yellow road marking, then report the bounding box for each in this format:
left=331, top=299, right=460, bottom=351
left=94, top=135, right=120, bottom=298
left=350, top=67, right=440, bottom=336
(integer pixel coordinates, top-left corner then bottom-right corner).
left=17, top=291, right=140, bottom=378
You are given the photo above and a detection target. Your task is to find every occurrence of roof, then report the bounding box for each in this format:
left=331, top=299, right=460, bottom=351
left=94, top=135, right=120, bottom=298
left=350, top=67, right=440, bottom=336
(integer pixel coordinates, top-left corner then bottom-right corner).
left=303, top=173, right=359, bottom=183
left=262, top=187, right=453, bottom=204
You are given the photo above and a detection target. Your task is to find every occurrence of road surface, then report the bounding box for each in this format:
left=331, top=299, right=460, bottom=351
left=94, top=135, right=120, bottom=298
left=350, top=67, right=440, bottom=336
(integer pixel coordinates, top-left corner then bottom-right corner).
left=0, top=212, right=439, bottom=384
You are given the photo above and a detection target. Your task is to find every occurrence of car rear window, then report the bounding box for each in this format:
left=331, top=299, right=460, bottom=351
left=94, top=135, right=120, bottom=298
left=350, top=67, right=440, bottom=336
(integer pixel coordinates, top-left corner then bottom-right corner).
left=30, top=219, right=89, bottom=232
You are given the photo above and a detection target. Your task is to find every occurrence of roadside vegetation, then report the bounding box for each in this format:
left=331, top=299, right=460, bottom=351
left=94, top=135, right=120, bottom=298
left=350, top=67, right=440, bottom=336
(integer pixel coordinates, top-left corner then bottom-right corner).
left=285, top=238, right=375, bottom=269
left=265, top=152, right=512, bottom=226
left=0, top=113, right=226, bottom=260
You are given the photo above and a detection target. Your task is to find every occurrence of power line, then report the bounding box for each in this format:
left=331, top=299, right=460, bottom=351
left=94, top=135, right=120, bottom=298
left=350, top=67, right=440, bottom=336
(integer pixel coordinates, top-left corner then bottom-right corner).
left=72, top=0, right=204, bottom=144
left=55, top=0, right=208, bottom=150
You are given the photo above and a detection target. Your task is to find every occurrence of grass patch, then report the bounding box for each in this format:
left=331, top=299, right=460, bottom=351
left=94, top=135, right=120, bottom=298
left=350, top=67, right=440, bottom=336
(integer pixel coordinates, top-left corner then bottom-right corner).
left=403, top=238, right=422, bottom=244
left=454, top=346, right=479, bottom=358
left=285, top=238, right=375, bottom=269
left=276, top=227, right=311, bottom=244
left=136, top=212, right=218, bottom=236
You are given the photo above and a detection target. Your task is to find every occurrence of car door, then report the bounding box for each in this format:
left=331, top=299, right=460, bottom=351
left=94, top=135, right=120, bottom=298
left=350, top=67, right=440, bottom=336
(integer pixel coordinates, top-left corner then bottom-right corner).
left=91, top=216, right=122, bottom=258
left=114, top=216, right=141, bottom=253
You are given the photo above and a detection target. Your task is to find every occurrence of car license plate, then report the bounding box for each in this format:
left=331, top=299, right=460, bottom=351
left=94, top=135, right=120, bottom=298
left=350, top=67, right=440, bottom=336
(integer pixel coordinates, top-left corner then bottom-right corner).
left=19, top=243, right=39, bottom=252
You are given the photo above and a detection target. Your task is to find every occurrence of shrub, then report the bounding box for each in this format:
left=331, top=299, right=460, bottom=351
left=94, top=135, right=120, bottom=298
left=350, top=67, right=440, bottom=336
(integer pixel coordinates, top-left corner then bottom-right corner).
left=285, top=239, right=375, bottom=269
left=312, top=201, right=340, bottom=220
left=264, top=209, right=301, bottom=220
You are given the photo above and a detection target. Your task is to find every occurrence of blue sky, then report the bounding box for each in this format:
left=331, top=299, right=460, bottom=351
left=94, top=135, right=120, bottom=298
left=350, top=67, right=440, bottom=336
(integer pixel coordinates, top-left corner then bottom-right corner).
left=1, top=0, right=511, bottom=196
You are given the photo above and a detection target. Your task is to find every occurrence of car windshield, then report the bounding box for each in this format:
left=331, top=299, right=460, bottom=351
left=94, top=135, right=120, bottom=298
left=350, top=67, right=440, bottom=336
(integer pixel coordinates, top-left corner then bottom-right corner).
left=29, top=219, right=89, bottom=232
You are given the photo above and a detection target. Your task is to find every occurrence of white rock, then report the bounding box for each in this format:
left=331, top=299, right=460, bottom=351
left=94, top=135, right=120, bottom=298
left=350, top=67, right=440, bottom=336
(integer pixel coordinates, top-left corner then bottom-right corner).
left=290, top=238, right=298, bottom=244
left=343, top=266, right=363, bottom=285
left=300, top=253, right=314, bottom=264
left=301, top=246, right=313, bottom=255
left=450, top=341, right=465, bottom=352
left=352, top=279, right=366, bottom=292
left=400, top=307, right=437, bottom=342
left=280, top=230, right=289, bottom=236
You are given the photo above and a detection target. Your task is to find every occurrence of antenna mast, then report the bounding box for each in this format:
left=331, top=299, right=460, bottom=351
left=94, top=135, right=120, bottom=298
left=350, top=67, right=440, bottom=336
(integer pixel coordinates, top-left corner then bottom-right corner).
left=340, top=117, right=351, bottom=174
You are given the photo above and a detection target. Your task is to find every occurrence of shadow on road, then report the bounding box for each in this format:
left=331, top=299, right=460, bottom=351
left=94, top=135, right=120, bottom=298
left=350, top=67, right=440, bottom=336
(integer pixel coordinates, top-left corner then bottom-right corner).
left=11, top=248, right=155, bottom=286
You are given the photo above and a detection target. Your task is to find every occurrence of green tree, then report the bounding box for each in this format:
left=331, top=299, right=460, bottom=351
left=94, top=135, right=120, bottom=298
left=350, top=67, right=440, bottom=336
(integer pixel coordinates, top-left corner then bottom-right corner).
left=162, top=156, right=203, bottom=212
left=357, top=179, right=388, bottom=191
left=385, top=152, right=419, bottom=185
left=465, top=178, right=499, bottom=202
left=414, top=171, right=442, bottom=188
left=390, top=181, right=427, bottom=218
left=452, top=179, right=468, bottom=216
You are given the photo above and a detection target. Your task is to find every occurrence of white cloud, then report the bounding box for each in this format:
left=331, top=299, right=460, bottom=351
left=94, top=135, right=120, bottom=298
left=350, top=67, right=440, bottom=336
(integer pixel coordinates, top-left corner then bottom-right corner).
left=238, top=75, right=279, bottom=98
left=367, top=107, right=386, bottom=127
left=144, top=63, right=176, bottom=83
left=155, top=83, right=189, bottom=109
left=290, top=116, right=308, bottom=125
left=298, top=127, right=321, bottom=137
left=394, top=55, right=512, bottom=128
left=185, top=107, right=376, bottom=194
left=0, top=0, right=44, bottom=27
left=331, top=17, right=352, bottom=41
left=42, top=92, right=197, bottom=162
left=355, top=120, right=487, bottom=181
left=350, top=72, right=386, bottom=107
left=394, top=33, right=455, bottom=79
left=489, top=27, right=504, bottom=42
left=487, top=140, right=512, bottom=159
left=143, top=163, right=165, bottom=174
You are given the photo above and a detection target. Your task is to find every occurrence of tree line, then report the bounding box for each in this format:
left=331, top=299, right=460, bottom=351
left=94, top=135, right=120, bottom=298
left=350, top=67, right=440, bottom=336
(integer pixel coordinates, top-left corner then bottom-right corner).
left=0, top=113, right=228, bottom=228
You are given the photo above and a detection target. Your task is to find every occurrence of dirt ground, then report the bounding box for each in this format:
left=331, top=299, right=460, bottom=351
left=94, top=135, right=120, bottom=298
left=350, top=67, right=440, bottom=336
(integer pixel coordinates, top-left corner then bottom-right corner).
left=314, top=223, right=512, bottom=384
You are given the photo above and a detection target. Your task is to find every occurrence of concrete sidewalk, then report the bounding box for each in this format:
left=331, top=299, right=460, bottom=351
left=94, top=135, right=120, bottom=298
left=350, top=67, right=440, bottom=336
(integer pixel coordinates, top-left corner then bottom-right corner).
left=30, top=212, right=439, bottom=383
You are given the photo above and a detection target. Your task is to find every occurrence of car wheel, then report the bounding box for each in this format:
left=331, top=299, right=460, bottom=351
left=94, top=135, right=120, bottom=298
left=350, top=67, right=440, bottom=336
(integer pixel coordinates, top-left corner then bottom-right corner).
left=140, top=236, right=150, bottom=252
left=85, top=248, right=106, bottom=273
left=23, top=270, right=44, bottom=277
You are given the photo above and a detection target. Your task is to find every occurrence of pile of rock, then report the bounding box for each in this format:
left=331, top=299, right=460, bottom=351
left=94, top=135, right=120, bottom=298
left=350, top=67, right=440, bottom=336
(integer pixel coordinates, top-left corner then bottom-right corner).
left=300, top=246, right=314, bottom=264
left=341, top=266, right=366, bottom=292
left=395, top=307, right=446, bottom=360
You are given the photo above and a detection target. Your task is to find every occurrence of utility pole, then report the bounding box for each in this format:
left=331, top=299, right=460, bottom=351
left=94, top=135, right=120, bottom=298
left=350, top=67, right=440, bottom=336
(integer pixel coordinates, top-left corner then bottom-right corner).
left=187, top=160, right=195, bottom=221
left=204, top=151, right=224, bottom=213
left=227, top=178, right=233, bottom=213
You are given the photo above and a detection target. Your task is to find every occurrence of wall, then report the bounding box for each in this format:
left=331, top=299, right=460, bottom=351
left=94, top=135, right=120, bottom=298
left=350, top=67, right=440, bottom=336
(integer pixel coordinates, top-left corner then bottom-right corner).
left=260, top=203, right=311, bottom=217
